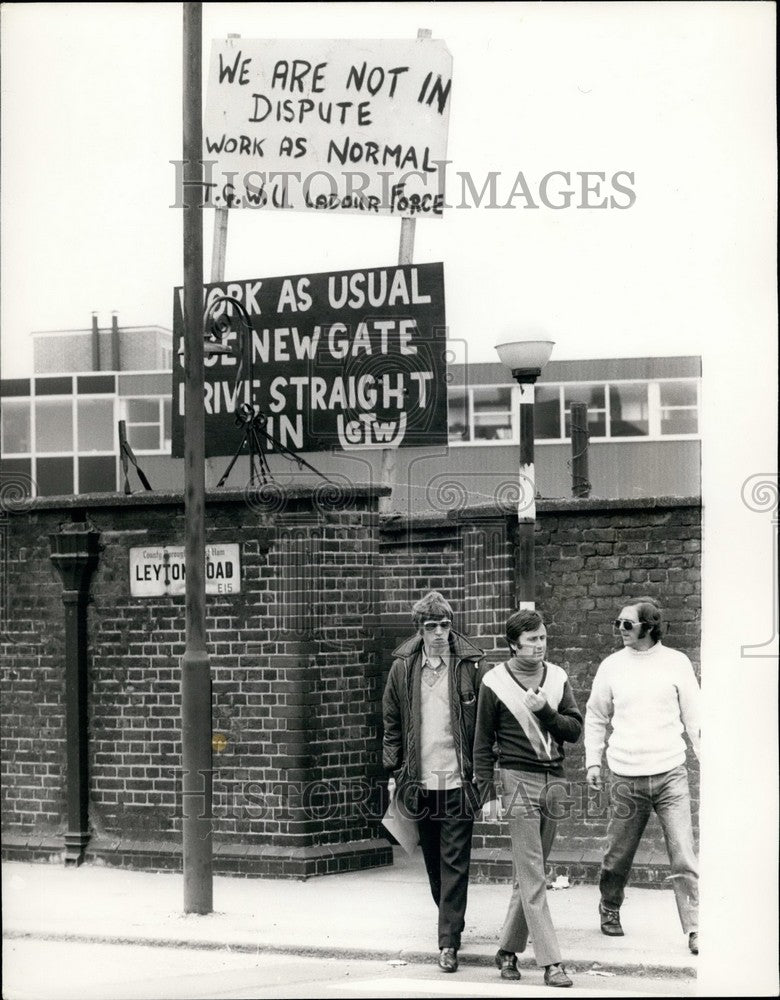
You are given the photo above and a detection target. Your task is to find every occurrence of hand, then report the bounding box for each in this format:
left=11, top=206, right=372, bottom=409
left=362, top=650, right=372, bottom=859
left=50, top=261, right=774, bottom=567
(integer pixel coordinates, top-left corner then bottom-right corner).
left=524, top=687, right=547, bottom=712
left=586, top=765, right=602, bottom=790
left=481, top=798, right=503, bottom=823
left=387, top=777, right=397, bottom=798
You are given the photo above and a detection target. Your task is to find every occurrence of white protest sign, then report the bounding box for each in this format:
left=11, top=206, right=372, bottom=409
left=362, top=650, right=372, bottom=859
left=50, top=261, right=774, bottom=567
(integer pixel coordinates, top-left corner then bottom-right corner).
left=130, top=544, right=241, bottom=597
left=204, top=38, right=452, bottom=217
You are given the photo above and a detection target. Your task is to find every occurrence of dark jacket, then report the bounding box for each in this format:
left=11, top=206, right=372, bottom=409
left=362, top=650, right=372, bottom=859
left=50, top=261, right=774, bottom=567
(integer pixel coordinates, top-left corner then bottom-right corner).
left=382, top=630, right=485, bottom=801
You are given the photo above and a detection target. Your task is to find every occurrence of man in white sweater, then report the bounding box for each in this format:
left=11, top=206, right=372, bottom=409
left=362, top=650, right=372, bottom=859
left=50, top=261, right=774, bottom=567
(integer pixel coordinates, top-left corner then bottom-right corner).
left=584, top=597, right=700, bottom=956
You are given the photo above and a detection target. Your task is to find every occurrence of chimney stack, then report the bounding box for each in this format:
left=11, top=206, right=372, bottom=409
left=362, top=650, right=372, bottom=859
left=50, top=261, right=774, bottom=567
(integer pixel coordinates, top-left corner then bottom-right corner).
left=91, top=312, right=100, bottom=371
left=111, top=311, right=121, bottom=371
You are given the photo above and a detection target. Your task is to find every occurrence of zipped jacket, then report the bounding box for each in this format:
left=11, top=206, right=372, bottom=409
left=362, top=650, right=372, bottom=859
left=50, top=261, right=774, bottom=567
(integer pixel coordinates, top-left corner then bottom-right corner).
left=382, top=631, right=485, bottom=799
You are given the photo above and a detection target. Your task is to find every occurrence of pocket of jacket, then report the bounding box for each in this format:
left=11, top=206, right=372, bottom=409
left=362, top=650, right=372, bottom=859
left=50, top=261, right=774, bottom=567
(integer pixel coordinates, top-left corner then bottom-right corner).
left=460, top=692, right=477, bottom=714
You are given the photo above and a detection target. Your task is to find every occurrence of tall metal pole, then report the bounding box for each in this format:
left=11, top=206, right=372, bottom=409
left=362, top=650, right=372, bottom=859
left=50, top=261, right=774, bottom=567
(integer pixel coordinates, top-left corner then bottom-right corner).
left=378, top=26, right=432, bottom=515
left=570, top=401, right=591, bottom=498
left=515, top=372, right=539, bottom=610
left=181, top=0, right=213, bottom=914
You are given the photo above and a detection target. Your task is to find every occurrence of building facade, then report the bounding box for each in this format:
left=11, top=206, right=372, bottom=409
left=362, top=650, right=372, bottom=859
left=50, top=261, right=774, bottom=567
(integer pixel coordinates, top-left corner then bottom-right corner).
left=32, top=315, right=173, bottom=375
left=1, top=329, right=700, bottom=506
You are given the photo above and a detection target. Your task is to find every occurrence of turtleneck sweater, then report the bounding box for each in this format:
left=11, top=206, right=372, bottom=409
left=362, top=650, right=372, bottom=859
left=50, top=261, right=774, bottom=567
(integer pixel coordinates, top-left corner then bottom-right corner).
left=584, top=642, right=700, bottom=776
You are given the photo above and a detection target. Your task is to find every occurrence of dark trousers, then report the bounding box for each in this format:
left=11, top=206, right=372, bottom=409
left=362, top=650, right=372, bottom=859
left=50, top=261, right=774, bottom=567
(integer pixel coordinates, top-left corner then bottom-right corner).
left=416, top=787, right=474, bottom=949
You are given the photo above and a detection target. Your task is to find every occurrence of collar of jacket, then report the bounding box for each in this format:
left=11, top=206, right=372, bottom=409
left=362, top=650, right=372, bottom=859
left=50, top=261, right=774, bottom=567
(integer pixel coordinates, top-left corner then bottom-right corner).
left=391, top=630, right=485, bottom=663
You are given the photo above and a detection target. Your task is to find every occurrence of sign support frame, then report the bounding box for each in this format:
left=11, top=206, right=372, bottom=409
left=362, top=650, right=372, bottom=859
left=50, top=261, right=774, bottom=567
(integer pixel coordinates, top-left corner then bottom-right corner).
left=379, top=27, right=432, bottom=514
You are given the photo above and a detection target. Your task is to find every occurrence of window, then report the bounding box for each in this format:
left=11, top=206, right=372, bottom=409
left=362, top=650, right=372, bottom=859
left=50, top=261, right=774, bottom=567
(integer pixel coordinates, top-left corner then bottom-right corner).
left=447, top=385, right=516, bottom=443
left=79, top=455, right=117, bottom=492
left=77, top=398, right=115, bottom=452
left=447, top=386, right=469, bottom=441
left=535, top=385, right=562, bottom=440
left=564, top=384, right=606, bottom=438
left=127, top=399, right=158, bottom=423
left=1, top=399, right=31, bottom=454
left=473, top=386, right=513, bottom=440
left=122, top=397, right=169, bottom=452
left=609, top=383, right=649, bottom=437
left=445, top=377, right=699, bottom=445
left=36, top=457, right=73, bottom=496
left=35, top=399, right=73, bottom=453
left=162, top=399, right=172, bottom=449
left=658, top=380, right=698, bottom=435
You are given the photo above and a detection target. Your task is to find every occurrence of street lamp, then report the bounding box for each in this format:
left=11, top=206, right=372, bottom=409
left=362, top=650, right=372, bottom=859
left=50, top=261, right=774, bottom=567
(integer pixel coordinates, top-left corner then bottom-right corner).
left=495, top=338, right=555, bottom=610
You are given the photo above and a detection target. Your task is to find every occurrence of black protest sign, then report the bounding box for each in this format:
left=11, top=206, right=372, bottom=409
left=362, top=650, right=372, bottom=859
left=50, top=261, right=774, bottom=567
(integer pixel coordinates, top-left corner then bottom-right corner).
left=171, top=263, right=447, bottom=458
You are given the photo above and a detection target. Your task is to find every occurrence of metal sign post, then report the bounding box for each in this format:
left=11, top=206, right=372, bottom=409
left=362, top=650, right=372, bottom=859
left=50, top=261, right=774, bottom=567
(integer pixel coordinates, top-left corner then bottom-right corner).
left=380, top=27, right=432, bottom=514
left=181, top=0, right=213, bottom=915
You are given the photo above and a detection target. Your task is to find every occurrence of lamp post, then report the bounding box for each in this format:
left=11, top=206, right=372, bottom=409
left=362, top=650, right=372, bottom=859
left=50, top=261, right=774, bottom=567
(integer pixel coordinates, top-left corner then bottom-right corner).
left=495, top=338, right=555, bottom=610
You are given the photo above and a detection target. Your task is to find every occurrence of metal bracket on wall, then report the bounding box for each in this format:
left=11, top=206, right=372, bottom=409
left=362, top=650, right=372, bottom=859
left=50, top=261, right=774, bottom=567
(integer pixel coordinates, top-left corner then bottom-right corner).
left=118, top=420, right=152, bottom=494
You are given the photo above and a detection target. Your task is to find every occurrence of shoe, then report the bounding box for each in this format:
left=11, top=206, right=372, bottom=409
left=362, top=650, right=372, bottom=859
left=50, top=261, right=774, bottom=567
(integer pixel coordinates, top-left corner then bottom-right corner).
left=494, top=948, right=521, bottom=981
left=599, top=902, right=624, bottom=936
left=688, top=932, right=698, bottom=955
left=438, top=947, right=458, bottom=973
left=544, top=964, right=573, bottom=988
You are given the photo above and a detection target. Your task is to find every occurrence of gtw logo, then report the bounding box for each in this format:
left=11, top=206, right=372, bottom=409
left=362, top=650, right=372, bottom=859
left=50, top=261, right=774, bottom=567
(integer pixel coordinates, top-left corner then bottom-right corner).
left=336, top=412, right=407, bottom=448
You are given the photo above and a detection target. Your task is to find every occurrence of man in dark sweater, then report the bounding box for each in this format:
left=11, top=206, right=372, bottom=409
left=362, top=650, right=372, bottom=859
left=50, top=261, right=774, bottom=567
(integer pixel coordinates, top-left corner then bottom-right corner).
left=474, top=609, right=582, bottom=989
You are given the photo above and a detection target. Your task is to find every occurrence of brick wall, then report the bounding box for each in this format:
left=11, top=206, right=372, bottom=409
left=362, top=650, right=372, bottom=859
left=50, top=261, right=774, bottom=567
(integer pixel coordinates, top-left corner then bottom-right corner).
left=119, top=329, right=164, bottom=371
left=0, top=509, right=68, bottom=838
left=533, top=501, right=700, bottom=883
left=1, top=491, right=700, bottom=884
left=33, top=334, right=93, bottom=373
left=1, top=489, right=390, bottom=877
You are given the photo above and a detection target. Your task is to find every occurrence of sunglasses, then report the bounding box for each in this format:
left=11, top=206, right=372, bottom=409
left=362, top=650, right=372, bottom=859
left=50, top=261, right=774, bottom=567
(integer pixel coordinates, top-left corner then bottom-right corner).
left=614, top=618, right=640, bottom=631
left=422, top=619, right=452, bottom=632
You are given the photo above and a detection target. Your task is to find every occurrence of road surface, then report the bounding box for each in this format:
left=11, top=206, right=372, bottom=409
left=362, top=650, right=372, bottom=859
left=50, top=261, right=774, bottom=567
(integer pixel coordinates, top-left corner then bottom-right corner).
left=2, top=939, right=696, bottom=999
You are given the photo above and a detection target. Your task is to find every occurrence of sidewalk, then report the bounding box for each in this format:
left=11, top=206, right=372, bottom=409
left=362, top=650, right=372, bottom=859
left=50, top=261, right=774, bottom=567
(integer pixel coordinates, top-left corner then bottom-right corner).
left=2, top=850, right=695, bottom=980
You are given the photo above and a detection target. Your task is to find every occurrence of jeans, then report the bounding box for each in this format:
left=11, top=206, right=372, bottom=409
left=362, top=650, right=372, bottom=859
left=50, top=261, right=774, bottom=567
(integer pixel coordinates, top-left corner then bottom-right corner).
left=416, top=787, right=475, bottom=950
left=498, top=768, right=568, bottom=967
left=601, top=764, right=698, bottom=933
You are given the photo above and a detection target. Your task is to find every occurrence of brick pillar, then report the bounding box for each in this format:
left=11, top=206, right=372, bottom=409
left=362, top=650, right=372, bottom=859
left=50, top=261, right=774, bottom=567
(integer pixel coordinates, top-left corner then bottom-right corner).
left=458, top=510, right=513, bottom=655
left=265, top=498, right=390, bottom=876
left=49, top=522, right=100, bottom=865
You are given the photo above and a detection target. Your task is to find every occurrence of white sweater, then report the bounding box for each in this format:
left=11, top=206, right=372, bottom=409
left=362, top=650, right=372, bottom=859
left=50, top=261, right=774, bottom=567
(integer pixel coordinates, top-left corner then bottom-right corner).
left=584, top=643, right=700, bottom=776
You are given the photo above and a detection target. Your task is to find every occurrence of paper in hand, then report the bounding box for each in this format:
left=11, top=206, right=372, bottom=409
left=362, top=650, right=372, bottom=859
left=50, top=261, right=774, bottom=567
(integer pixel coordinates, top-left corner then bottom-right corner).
left=381, top=787, right=419, bottom=855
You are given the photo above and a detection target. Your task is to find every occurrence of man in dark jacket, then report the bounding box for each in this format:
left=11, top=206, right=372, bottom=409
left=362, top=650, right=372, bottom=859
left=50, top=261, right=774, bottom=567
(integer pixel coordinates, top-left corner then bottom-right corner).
left=382, top=591, right=484, bottom=974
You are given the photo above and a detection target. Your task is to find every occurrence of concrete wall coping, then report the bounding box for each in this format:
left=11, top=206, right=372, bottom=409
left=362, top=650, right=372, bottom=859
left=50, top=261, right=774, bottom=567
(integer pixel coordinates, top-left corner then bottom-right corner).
left=9, top=484, right=390, bottom=515
left=380, top=495, right=701, bottom=531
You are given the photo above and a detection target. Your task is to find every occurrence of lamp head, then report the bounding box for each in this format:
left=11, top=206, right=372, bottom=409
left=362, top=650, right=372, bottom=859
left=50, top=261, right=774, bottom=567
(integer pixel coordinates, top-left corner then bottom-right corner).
left=495, top=339, right=555, bottom=384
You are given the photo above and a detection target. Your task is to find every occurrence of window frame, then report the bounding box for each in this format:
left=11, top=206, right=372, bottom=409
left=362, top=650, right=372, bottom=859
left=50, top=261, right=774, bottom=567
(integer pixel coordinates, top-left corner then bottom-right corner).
left=447, top=377, right=700, bottom=446
left=33, top=394, right=76, bottom=457
left=76, top=395, right=117, bottom=455
left=447, top=383, right=518, bottom=446
left=120, top=395, right=171, bottom=454
left=1, top=397, right=33, bottom=456
left=2, top=388, right=119, bottom=496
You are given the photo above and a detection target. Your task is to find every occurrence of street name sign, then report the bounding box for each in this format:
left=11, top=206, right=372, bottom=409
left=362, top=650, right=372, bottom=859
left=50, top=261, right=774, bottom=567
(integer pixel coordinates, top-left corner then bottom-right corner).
left=129, top=544, right=241, bottom=596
